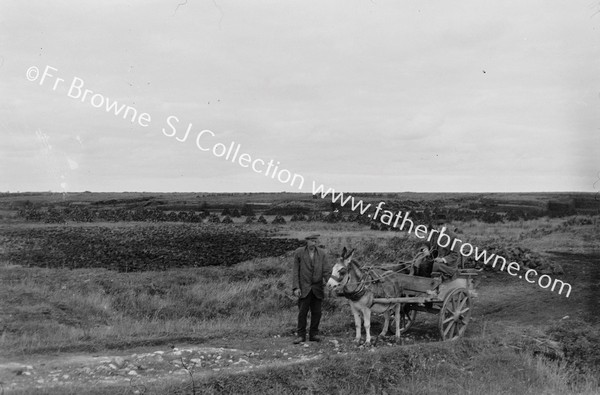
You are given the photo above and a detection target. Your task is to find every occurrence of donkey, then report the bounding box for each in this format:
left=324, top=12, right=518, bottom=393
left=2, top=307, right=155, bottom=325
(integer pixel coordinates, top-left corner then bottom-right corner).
left=327, top=247, right=402, bottom=345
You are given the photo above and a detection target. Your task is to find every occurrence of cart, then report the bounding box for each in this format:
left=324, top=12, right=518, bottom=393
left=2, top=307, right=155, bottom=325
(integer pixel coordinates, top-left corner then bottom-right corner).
left=372, top=268, right=479, bottom=341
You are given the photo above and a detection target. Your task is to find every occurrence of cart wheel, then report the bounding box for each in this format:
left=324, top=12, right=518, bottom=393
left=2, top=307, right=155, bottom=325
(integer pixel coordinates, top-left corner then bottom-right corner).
left=439, top=288, right=471, bottom=341
left=397, top=304, right=417, bottom=334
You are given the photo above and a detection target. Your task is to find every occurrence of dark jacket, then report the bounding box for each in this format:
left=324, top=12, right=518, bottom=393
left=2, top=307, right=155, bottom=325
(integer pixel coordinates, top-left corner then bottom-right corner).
left=292, top=246, right=331, bottom=299
left=431, top=227, right=463, bottom=267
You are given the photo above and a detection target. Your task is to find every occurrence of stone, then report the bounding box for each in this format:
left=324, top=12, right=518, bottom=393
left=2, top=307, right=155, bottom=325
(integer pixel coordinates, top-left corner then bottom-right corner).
left=96, top=366, right=111, bottom=373
left=113, top=356, right=125, bottom=368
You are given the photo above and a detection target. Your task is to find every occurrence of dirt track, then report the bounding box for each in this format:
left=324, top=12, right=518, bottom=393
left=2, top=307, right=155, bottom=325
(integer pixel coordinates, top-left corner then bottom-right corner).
left=1, top=336, right=368, bottom=392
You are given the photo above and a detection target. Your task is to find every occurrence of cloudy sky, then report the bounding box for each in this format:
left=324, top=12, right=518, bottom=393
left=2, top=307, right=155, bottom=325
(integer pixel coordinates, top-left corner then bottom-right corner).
left=1, top=1, right=599, bottom=193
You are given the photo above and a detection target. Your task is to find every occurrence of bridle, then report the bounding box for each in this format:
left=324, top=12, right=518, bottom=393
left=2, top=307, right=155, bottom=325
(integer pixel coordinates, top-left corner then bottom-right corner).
left=335, top=261, right=367, bottom=301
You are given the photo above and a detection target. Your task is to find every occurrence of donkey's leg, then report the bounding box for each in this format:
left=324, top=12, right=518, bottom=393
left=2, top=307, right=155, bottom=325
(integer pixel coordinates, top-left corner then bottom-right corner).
left=350, top=303, right=362, bottom=344
left=363, top=308, right=372, bottom=345
left=379, top=308, right=390, bottom=337
left=394, top=303, right=402, bottom=341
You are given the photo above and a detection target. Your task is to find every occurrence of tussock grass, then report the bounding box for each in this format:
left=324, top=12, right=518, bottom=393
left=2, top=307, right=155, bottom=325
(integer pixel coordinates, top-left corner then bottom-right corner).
left=0, top=254, right=349, bottom=357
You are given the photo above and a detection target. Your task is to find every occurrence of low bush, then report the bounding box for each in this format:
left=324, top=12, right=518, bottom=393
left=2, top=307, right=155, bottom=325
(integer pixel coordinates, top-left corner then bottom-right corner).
left=547, top=318, right=600, bottom=375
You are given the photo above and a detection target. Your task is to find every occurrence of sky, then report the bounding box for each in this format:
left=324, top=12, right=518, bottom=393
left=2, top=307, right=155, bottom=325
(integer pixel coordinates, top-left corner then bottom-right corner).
left=1, top=0, right=599, bottom=193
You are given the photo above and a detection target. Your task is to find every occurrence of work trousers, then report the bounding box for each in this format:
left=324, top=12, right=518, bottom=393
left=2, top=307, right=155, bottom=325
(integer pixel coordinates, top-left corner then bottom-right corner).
left=297, top=290, right=322, bottom=338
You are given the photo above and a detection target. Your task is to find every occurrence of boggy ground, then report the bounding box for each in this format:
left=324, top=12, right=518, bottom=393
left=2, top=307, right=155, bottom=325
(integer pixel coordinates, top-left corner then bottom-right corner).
left=0, top=218, right=599, bottom=394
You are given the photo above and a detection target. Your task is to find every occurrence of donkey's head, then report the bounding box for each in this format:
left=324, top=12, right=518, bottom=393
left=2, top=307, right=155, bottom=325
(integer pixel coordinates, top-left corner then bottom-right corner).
left=326, top=247, right=355, bottom=291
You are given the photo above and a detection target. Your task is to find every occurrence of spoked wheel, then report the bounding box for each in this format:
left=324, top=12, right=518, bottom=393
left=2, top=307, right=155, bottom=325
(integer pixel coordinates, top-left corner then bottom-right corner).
left=396, top=304, right=417, bottom=334
left=439, top=288, right=471, bottom=341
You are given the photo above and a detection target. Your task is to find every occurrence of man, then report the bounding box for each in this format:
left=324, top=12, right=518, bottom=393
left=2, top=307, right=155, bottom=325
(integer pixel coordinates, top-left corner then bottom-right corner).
left=429, top=218, right=463, bottom=279
left=291, top=234, right=330, bottom=344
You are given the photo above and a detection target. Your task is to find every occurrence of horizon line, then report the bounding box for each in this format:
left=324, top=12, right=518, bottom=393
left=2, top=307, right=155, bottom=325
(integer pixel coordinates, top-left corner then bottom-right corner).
left=0, top=191, right=595, bottom=195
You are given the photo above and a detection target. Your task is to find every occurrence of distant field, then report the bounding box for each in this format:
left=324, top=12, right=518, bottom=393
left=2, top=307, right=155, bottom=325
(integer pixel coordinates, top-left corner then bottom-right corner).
left=1, top=191, right=597, bottom=218
left=1, top=190, right=594, bottom=203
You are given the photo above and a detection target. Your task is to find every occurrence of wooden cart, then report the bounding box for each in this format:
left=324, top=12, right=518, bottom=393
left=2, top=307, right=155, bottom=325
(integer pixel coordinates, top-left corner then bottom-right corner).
left=372, top=269, right=479, bottom=341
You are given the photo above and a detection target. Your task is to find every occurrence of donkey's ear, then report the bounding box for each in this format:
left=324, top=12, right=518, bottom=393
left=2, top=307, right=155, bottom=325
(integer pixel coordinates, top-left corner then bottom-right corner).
left=347, top=248, right=355, bottom=260
left=343, top=248, right=355, bottom=265
left=341, top=247, right=347, bottom=258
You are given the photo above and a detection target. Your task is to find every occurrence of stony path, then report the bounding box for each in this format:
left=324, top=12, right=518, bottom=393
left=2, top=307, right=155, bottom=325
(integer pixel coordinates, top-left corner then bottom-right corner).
left=0, top=337, right=353, bottom=393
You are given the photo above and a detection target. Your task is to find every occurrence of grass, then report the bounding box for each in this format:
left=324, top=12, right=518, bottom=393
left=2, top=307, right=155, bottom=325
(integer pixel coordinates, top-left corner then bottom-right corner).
left=0, top=256, right=344, bottom=356
left=457, top=216, right=600, bottom=252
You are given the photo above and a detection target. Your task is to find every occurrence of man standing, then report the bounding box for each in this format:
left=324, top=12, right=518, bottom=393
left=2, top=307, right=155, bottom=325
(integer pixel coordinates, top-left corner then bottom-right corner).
left=291, top=234, right=330, bottom=344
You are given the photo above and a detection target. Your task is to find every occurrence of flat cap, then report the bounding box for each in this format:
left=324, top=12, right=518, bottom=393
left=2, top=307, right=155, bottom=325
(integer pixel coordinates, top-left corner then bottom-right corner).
left=305, top=234, right=320, bottom=240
